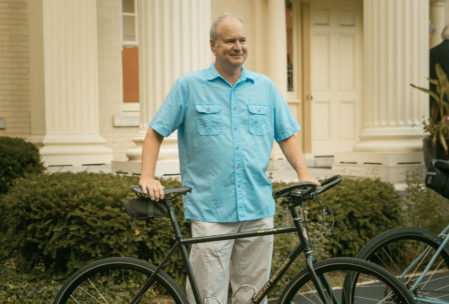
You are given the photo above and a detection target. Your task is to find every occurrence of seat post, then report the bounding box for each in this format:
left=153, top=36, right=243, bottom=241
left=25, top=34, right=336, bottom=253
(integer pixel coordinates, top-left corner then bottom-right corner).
left=164, top=200, right=184, bottom=241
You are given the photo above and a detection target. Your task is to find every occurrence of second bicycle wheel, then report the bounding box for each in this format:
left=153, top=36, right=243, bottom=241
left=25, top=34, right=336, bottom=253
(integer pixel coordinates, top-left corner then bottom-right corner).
left=53, top=257, right=188, bottom=304
left=278, top=257, right=415, bottom=303
left=355, top=227, right=449, bottom=303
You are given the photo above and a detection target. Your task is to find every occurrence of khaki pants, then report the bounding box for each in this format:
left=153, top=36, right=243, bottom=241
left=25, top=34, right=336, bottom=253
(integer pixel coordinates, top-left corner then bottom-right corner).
left=186, top=217, right=274, bottom=304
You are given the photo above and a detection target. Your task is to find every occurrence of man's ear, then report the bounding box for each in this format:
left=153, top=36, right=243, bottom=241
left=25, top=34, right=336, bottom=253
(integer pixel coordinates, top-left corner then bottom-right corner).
left=210, top=39, right=216, bottom=56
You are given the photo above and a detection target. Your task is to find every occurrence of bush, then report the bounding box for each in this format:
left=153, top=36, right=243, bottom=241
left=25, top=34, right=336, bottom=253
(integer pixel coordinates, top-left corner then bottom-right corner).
left=0, top=258, right=61, bottom=304
left=0, top=172, right=188, bottom=283
left=402, top=176, right=449, bottom=232
left=0, top=136, right=44, bottom=195
left=0, top=173, right=403, bottom=300
left=315, top=177, right=403, bottom=257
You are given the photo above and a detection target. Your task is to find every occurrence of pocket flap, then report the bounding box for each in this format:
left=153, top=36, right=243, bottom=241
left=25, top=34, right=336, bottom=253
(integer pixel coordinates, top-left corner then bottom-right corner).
left=195, top=104, right=221, bottom=114
left=248, top=105, right=269, bottom=115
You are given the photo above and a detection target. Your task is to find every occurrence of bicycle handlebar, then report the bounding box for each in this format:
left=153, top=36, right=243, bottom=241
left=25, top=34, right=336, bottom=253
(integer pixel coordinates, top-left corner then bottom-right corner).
left=129, top=175, right=342, bottom=204
left=272, top=175, right=342, bottom=199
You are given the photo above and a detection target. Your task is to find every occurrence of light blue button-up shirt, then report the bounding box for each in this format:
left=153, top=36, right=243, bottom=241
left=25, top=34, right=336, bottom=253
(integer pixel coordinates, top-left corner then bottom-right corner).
left=150, top=64, right=300, bottom=222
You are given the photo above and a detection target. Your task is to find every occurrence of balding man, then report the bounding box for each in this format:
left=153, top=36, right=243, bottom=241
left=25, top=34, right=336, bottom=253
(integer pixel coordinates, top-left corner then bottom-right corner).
left=139, top=13, right=318, bottom=304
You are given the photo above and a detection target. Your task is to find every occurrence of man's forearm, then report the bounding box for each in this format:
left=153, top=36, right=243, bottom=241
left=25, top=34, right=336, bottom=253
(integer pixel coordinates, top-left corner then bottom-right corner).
left=141, top=128, right=163, bottom=179
left=278, top=135, right=317, bottom=183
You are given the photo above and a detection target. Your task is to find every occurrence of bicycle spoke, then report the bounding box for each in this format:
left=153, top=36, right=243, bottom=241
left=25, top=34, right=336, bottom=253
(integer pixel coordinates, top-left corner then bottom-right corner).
left=356, top=228, right=449, bottom=303
left=54, top=257, right=186, bottom=304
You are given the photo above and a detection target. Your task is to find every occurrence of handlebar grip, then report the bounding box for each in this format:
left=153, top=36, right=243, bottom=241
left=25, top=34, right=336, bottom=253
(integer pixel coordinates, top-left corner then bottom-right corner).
left=316, top=175, right=342, bottom=194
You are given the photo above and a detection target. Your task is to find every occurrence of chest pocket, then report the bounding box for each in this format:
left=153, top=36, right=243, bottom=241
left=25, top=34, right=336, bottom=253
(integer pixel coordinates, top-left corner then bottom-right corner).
left=195, top=104, right=222, bottom=135
left=248, top=105, right=270, bottom=135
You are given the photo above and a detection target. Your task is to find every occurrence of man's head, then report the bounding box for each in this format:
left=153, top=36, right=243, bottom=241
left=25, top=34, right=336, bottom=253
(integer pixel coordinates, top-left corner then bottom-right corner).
left=210, top=13, right=247, bottom=71
left=442, top=25, right=449, bottom=40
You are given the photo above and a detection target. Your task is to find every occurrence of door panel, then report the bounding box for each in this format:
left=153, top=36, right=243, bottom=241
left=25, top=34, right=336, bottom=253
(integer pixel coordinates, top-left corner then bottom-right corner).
left=309, top=0, right=362, bottom=155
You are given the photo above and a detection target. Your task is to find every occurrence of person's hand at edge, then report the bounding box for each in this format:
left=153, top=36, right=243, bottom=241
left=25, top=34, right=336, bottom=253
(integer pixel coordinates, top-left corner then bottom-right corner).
left=139, top=177, right=165, bottom=201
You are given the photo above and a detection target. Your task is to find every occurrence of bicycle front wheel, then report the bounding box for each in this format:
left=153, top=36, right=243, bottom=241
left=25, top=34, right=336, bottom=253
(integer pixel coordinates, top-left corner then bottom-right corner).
left=278, top=257, right=415, bottom=303
left=53, top=257, right=188, bottom=304
left=355, top=227, right=449, bottom=302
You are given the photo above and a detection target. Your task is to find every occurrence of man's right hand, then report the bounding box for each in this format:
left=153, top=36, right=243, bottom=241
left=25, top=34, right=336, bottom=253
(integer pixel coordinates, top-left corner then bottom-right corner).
left=139, top=177, right=165, bottom=201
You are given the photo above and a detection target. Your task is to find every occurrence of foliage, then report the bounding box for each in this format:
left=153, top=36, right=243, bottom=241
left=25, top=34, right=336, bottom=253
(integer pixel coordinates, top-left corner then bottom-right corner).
left=0, top=172, right=188, bottom=285
left=268, top=177, right=402, bottom=296
left=0, top=173, right=403, bottom=301
left=0, top=258, right=61, bottom=304
left=402, top=175, right=449, bottom=233
left=410, top=63, right=449, bottom=153
left=313, top=177, right=402, bottom=258
left=0, top=136, right=44, bottom=195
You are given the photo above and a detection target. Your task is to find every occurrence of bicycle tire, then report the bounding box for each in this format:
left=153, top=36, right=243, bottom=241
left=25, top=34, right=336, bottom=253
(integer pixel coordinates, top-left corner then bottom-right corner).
left=53, top=257, right=188, bottom=304
left=278, top=257, right=415, bottom=303
left=354, top=227, right=449, bottom=302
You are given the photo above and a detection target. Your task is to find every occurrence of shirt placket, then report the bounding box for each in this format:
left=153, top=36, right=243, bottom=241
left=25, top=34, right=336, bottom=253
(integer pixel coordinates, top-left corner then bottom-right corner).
left=230, top=86, right=244, bottom=220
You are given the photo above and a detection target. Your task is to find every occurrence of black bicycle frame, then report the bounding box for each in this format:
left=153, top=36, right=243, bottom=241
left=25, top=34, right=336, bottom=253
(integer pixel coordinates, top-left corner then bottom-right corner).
left=131, top=199, right=331, bottom=304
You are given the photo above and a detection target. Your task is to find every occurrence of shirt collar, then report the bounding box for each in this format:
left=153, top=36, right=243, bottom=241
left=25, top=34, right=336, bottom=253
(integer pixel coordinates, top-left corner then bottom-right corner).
left=206, top=63, right=255, bottom=84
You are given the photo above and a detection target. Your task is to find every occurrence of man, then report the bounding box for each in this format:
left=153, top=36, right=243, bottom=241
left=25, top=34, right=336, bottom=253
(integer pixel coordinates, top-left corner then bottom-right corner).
left=429, top=24, right=449, bottom=119
left=139, top=13, right=318, bottom=304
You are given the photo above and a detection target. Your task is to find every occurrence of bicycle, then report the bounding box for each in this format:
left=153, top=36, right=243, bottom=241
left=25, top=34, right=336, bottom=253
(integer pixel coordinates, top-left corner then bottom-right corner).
left=350, top=160, right=449, bottom=303
left=53, top=175, right=415, bottom=303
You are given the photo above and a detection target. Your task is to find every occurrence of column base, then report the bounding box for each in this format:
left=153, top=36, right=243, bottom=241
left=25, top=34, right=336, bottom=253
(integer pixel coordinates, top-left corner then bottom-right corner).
left=332, top=151, right=425, bottom=184
left=111, top=159, right=180, bottom=177
left=30, top=134, right=113, bottom=167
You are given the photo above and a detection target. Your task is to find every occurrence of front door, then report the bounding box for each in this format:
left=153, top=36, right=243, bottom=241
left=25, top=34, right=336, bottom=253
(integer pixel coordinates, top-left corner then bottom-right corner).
left=308, top=0, right=362, bottom=155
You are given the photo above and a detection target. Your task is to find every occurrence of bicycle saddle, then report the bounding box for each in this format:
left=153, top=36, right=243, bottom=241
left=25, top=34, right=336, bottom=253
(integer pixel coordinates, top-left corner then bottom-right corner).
left=129, top=185, right=192, bottom=198
left=124, top=186, right=192, bottom=220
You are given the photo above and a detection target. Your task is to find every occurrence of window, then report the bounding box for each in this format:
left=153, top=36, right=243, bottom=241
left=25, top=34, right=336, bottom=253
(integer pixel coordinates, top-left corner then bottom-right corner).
left=122, top=0, right=139, bottom=106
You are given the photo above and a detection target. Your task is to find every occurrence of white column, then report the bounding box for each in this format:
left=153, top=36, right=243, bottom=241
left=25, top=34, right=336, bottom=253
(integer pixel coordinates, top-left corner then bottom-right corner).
left=333, top=0, right=429, bottom=183
left=28, top=0, right=112, bottom=167
left=266, top=0, right=289, bottom=161
left=356, top=0, right=428, bottom=152
left=267, top=0, right=288, bottom=95
left=121, top=0, right=211, bottom=175
left=430, top=0, right=447, bottom=48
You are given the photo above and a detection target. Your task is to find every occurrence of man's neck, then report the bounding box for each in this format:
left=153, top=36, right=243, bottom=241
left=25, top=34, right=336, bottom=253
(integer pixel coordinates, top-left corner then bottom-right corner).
left=215, top=62, right=242, bottom=86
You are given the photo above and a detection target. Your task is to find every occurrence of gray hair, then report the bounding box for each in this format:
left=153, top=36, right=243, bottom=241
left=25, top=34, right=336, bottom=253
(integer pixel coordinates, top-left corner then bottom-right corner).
left=442, top=25, right=449, bottom=40
left=210, top=13, right=244, bottom=45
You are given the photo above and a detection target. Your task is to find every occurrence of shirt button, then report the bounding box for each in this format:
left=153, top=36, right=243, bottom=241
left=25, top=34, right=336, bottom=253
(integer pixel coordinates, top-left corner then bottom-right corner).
left=233, top=107, right=237, bottom=110
left=236, top=165, right=240, bottom=169
left=236, top=146, right=239, bottom=150
left=237, top=184, right=241, bottom=188
left=207, top=108, right=210, bottom=112
left=234, top=127, right=238, bottom=130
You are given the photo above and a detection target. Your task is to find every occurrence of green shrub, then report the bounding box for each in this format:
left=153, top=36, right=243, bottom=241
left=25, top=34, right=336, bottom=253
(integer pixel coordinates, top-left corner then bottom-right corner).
left=0, top=172, right=188, bottom=283
left=314, top=177, right=403, bottom=257
left=0, top=258, right=61, bottom=304
left=268, top=177, right=402, bottom=296
left=402, top=176, right=449, bottom=232
left=0, top=136, right=44, bottom=195
left=0, top=173, right=403, bottom=301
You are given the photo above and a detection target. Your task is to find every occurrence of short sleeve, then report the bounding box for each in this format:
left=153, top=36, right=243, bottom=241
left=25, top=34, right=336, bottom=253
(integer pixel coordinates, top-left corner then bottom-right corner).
left=272, top=84, right=301, bottom=142
left=149, top=79, right=185, bottom=137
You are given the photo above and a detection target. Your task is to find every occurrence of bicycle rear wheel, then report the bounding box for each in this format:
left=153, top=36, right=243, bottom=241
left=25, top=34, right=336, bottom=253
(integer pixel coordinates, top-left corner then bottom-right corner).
left=53, top=257, right=187, bottom=304
left=355, top=227, right=449, bottom=303
left=278, top=257, right=415, bottom=303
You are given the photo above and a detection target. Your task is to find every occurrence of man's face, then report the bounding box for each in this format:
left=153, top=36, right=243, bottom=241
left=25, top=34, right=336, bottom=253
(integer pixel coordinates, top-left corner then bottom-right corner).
left=211, top=17, right=247, bottom=69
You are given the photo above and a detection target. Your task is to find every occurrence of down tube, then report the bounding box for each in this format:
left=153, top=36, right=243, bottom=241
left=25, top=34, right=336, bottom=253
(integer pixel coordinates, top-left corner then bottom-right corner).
left=251, top=242, right=306, bottom=304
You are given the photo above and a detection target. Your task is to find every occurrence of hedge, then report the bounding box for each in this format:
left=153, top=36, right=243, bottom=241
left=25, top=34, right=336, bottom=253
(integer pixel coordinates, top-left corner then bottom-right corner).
left=0, top=172, right=403, bottom=300
left=0, top=136, right=44, bottom=195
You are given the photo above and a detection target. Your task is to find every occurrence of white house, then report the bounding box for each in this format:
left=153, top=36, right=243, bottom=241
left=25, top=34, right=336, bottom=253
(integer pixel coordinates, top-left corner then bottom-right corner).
left=1, top=0, right=448, bottom=183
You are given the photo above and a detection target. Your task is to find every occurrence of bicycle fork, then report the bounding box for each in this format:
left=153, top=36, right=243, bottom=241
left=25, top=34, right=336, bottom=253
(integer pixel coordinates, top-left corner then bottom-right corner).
left=290, top=205, right=336, bottom=304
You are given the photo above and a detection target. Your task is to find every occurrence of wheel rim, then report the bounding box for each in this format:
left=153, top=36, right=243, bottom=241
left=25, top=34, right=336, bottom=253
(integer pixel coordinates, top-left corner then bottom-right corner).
left=58, top=263, right=181, bottom=304
left=281, top=258, right=414, bottom=303
left=363, top=234, right=449, bottom=302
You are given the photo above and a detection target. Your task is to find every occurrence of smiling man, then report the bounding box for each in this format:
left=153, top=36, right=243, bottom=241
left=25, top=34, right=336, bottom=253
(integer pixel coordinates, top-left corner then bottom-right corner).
left=139, top=13, right=318, bottom=304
